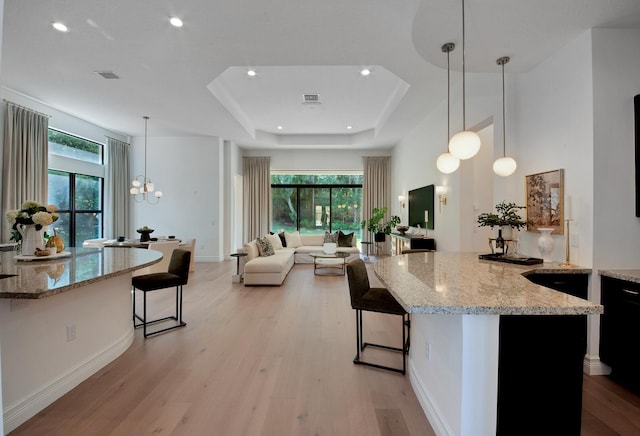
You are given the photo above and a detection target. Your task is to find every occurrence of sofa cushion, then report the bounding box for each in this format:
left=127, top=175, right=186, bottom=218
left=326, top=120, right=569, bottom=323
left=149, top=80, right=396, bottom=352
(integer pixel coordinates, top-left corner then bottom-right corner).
left=266, top=233, right=283, bottom=250
left=300, top=234, right=324, bottom=246
left=338, top=231, right=355, bottom=247
left=244, top=240, right=259, bottom=260
left=285, top=231, right=303, bottom=248
left=257, top=236, right=275, bottom=256
left=278, top=231, right=287, bottom=247
left=244, top=250, right=293, bottom=273
left=324, top=231, right=338, bottom=243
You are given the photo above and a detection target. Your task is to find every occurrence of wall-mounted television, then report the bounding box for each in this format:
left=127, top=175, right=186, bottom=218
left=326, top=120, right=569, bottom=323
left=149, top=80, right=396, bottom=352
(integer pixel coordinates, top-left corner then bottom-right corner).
left=635, top=94, right=640, bottom=217
left=408, top=185, right=434, bottom=230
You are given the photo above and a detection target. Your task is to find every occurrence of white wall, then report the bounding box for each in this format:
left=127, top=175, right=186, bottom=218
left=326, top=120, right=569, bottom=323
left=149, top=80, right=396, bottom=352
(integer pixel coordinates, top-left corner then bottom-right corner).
left=129, top=135, right=223, bottom=262
left=513, top=31, right=595, bottom=266
left=241, top=147, right=392, bottom=172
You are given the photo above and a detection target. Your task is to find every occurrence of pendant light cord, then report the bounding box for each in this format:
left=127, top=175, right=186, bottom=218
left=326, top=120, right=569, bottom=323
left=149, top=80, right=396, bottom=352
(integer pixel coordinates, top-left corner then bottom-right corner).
left=143, top=116, right=149, bottom=184
left=447, top=47, right=451, bottom=141
left=496, top=56, right=510, bottom=158
left=462, top=0, right=466, bottom=130
left=501, top=62, right=506, bottom=157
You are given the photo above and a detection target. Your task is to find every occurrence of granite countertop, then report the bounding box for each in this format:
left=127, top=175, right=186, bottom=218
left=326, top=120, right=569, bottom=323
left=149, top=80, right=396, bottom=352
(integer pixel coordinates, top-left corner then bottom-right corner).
left=598, top=269, right=640, bottom=284
left=373, top=252, right=603, bottom=316
left=0, top=247, right=162, bottom=299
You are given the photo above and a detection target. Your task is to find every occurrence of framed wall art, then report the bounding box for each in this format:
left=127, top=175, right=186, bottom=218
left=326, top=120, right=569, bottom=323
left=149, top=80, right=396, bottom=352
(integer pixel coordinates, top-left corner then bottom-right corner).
left=525, top=169, right=564, bottom=234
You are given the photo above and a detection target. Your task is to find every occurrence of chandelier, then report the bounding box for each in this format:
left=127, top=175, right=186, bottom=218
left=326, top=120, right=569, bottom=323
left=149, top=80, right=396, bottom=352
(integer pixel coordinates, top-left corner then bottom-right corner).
left=130, top=116, right=163, bottom=204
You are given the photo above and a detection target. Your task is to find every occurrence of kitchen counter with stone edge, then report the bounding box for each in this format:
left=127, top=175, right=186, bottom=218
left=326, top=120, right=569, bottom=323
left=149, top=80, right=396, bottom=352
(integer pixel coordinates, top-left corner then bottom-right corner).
left=373, top=251, right=603, bottom=315
left=0, top=247, right=161, bottom=299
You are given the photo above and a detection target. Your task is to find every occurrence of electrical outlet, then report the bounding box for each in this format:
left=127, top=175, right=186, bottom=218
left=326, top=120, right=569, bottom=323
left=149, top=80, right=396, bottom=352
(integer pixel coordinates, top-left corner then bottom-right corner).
left=426, top=342, right=432, bottom=361
left=66, top=325, right=77, bottom=342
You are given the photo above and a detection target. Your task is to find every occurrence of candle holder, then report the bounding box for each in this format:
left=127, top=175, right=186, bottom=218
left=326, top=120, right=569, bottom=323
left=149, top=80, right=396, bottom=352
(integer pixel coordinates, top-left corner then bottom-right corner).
left=561, top=219, right=573, bottom=267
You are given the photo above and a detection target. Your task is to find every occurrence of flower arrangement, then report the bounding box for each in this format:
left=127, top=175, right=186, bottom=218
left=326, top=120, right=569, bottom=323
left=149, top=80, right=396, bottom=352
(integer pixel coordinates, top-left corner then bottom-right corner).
left=6, top=200, right=59, bottom=241
left=477, top=201, right=526, bottom=230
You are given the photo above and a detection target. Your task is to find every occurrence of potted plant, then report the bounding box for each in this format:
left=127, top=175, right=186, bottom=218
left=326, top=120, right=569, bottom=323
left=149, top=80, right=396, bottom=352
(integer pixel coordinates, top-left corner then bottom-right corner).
left=361, top=207, right=401, bottom=242
left=477, top=201, right=526, bottom=239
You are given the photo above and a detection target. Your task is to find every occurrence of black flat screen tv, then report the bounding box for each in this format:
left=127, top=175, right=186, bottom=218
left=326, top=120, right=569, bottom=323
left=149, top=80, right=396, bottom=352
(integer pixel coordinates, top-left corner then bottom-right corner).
left=408, top=185, right=434, bottom=230
left=635, top=94, right=640, bottom=217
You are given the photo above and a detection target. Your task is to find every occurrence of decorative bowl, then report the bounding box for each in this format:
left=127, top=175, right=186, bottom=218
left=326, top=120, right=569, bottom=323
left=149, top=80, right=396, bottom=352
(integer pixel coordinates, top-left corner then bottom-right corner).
left=396, top=225, right=409, bottom=235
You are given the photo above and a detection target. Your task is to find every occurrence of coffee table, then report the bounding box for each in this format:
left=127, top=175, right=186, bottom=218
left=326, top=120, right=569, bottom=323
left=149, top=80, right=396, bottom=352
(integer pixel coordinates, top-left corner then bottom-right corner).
left=309, top=252, right=350, bottom=275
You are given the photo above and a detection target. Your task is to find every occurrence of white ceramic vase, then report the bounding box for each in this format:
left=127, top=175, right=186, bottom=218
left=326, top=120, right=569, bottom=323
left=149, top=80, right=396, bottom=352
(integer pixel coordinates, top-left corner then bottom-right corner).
left=537, top=228, right=555, bottom=262
left=17, top=224, right=46, bottom=255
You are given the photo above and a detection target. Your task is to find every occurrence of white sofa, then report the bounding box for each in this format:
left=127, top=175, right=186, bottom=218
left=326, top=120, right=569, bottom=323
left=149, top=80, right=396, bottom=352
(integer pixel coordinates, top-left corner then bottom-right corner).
left=242, top=233, right=360, bottom=286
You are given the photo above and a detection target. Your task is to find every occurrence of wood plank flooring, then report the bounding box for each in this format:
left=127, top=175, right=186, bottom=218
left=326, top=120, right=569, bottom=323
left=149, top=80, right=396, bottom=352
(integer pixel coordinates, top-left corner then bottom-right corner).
left=9, top=259, right=640, bottom=435
left=10, top=260, right=433, bottom=436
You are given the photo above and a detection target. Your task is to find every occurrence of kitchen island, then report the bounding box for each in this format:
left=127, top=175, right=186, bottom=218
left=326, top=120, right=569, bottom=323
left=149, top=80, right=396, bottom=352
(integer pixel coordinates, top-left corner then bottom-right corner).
left=0, top=247, right=161, bottom=433
left=374, top=252, right=603, bottom=436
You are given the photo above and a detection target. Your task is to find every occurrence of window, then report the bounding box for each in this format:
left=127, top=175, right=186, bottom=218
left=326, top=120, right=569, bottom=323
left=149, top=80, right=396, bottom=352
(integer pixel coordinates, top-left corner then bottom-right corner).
left=47, top=129, right=104, bottom=247
left=271, top=173, right=363, bottom=240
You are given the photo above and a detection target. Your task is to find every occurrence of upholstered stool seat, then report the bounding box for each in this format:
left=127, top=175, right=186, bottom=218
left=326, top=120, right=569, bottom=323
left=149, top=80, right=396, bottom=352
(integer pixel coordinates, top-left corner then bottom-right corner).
left=132, top=249, right=191, bottom=338
left=346, top=259, right=410, bottom=374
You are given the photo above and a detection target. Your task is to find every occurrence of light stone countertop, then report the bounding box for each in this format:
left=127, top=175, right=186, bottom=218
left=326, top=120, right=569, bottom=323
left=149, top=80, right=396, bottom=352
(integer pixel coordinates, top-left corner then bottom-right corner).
left=599, top=269, right=640, bottom=284
left=373, top=252, right=603, bottom=315
left=0, top=247, right=162, bottom=299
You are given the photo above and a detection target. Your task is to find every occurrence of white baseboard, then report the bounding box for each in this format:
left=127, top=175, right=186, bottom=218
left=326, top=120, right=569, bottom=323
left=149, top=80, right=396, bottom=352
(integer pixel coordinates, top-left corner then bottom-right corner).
left=583, top=354, right=611, bottom=376
left=3, top=328, right=134, bottom=433
left=409, top=360, right=454, bottom=436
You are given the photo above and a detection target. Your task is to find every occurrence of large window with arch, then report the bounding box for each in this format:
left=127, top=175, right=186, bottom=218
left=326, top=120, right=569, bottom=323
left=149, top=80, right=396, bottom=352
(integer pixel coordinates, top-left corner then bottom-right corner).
left=47, top=129, right=104, bottom=247
left=271, top=173, right=363, bottom=240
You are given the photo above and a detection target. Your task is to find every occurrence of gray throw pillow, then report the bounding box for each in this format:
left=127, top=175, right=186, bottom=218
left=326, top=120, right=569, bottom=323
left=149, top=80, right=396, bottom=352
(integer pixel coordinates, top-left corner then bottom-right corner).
left=324, top=231, right=338, bottom=243
left=258, top=236, right=275, bottom=256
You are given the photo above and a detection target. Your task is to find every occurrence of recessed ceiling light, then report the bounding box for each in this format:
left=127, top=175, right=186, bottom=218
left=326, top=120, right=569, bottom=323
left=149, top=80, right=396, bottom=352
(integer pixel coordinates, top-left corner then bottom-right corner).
left=347, top=125, right=353, bottom=130
left=247, top=70, right=257, bottom=77
left=360, top=68, right=371, bottom=76
left=52, top=22, right=68, bottom=32
left=169, top=17, right=183, bottom=27
left=277, top=125, right=283, bottom=130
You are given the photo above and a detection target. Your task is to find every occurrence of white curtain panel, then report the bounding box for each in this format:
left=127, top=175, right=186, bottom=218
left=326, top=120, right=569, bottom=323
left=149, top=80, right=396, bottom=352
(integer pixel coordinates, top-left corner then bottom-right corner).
left=243, top=156, right=271, bottom=242
left=362, top=156, right=391, bottom=252
left=105, top=136, right=130, bottom=239
left=2, top=102, right=49, bottom=242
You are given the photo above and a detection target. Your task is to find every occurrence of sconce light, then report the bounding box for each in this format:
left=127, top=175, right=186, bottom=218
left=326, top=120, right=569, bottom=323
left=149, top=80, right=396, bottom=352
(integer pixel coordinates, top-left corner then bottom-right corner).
left=398, top=194, right=406, bottom=208
left=436, top=186, right=447, bottom=212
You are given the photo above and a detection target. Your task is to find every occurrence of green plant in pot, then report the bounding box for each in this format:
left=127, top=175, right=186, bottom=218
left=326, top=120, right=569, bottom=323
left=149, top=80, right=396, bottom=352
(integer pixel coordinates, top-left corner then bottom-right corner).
left=361, top=207, right=401, bottom=242
left=477, top=201, right=526, bottom=237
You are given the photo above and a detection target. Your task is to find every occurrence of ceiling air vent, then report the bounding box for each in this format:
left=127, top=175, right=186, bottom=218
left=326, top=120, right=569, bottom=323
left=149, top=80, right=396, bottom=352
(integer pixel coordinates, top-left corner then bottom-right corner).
left=95, top=71, right=120, bottom=79
left=302, top=93, right=321, bottom=104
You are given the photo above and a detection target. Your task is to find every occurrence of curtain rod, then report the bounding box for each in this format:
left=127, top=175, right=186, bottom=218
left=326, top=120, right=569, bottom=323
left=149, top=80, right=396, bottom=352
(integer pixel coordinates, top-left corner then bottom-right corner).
left=3, top=99, right=51, bottom=118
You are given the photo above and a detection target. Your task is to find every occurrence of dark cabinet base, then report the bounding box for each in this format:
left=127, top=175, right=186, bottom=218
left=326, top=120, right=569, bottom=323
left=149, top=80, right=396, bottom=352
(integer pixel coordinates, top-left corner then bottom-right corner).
left=497, top=315, right=587, bottom=436
left=600, top=276, right=640, bottom=394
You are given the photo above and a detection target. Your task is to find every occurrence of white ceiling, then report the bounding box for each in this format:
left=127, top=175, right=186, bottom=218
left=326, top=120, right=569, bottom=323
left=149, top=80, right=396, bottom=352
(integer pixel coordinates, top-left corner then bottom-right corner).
left=2, top=0, right=640, bottom=150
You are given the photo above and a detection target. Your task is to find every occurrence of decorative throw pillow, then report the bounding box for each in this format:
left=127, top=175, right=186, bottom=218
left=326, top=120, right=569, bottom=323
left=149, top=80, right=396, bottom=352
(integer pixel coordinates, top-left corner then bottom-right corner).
left=258, top=236, right=275, bottom=256
left=285, top=231, right=303, bottom=248
left=324, top=231, right=338, bottom=243
left=338, top=231, right=354, bottom=247
left=255, top=238, right=264, bottom=256
left=266, top=233, right=283, bottom=250
left=278, top=231, right=287, bottom=247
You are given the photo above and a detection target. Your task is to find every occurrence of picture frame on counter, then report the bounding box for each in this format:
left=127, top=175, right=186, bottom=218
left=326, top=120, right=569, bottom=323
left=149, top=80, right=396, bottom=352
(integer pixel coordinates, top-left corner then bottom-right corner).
left=525, top=169, right=564, bottom=234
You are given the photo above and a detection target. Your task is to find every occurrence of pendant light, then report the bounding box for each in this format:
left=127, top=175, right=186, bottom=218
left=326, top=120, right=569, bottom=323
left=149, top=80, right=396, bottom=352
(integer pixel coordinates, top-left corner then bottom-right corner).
left=130, top=116, right=163, bottom=204
left=436, top=42, right=460, bottom=174
left=448, top=0, right=481, bottom=160
left=492, top=56, right=517, bottom=177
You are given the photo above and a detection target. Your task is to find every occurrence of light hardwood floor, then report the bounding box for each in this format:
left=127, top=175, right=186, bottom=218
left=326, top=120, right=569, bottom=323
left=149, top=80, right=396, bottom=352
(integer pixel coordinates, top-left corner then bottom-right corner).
left=10, top=259, right=640, bottom=435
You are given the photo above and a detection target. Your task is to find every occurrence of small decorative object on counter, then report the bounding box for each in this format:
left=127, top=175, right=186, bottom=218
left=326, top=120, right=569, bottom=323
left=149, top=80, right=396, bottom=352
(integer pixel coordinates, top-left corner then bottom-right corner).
left=537, top=228, right=555, bottom=262
left=5, top=200, right=59, bottom=255
left=495, top=229, right=505, bottom=254
left=137, top=226, right=155, bottom=242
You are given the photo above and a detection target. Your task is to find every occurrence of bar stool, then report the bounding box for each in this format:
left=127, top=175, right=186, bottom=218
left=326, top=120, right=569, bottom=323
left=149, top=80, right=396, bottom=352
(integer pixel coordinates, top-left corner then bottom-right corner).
left=346, top=259, right=410, bottom=374
left=132, top=249, right=191, bottom=338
